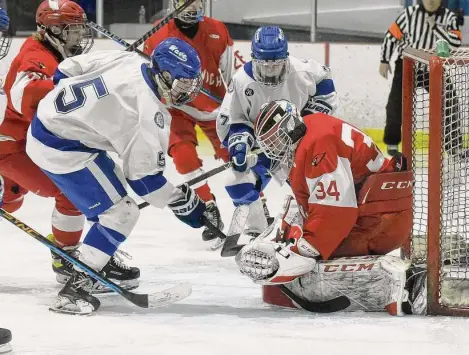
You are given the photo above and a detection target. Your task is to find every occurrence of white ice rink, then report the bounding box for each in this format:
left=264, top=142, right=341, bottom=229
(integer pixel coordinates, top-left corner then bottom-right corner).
left=1, top=157, right=469, bottom=355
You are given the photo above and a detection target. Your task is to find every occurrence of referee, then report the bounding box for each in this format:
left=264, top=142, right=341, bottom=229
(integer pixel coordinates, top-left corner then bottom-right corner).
left=379, top=0, right=462, bottom=156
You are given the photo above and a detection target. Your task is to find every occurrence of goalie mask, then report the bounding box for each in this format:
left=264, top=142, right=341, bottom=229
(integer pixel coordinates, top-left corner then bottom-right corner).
left=172, top=0, right=205, bottom=24
left=150, top=37, right=202, bottom=106
left=251, top=26, right=290, bottom=88
left=36, top=0, right=94, bottom=59
left=255, top=100, right=306, bottom=184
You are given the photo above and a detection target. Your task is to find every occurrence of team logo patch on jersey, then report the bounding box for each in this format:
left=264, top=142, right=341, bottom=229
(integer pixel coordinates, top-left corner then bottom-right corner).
left=227, top=79, right=234, bottom=93
left=312, top=152, right=326, bottom=166
left=154, top=112, right=165, bottom=128
left=245, top=88, right=254, bottom=97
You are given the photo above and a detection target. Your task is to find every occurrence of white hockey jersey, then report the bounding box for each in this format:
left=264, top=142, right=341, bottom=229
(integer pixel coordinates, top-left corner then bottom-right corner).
left=26, top=50, right=175, bottom=207
left=216, top=56, right=338, bottom=143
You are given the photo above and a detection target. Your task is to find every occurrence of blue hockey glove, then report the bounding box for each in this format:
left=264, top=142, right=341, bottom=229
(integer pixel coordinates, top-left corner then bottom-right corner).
left=228, top=131, right=258, bottom=172
left=168, top=184, right=206, bottom=228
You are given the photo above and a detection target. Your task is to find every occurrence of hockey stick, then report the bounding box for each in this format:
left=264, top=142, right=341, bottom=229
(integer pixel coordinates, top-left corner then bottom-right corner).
left=279, top=285, right=351, bottom=313
left=87, top=20, right=223, bottom=104
left=126, top=0, right=197, bottom=52
left=137, top=160, right=233, bottom=210
left=0, top=208, right=192, bottom=309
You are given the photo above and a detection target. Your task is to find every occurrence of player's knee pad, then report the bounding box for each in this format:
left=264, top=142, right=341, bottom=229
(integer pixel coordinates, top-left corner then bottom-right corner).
left=99, top=196, right=140, bottom=238
left=225, top=170, right=260, bottom=206
left=170, top=142, right=202, bottom=174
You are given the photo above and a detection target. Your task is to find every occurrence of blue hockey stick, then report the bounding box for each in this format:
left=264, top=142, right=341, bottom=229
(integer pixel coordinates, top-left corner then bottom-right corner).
left=0, top=208, right=191, bottom=308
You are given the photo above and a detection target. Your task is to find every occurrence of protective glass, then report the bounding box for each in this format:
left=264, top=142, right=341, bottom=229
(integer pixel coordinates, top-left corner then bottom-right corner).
left=252, top=58, right=289, bottom=87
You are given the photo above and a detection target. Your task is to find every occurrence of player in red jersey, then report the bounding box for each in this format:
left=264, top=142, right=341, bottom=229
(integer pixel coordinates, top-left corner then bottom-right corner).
left=0, top=1, right=140, bottom=290
left=235, top=100, right=419, bottom=315
left=143, top=0, right=233, bottom=241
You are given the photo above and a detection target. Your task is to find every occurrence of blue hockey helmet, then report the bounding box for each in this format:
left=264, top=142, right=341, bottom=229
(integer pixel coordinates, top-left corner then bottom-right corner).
left=150, top=37, right=202, bottom=106
left=251, top=26, right=290, bottom=87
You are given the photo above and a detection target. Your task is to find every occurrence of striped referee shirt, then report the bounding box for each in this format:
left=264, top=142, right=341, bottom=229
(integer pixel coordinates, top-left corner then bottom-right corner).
left=381, top=4, right=462, bottom=63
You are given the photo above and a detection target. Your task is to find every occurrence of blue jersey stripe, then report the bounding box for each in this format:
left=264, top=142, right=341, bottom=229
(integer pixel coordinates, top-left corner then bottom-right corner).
left=127, top=172, right=168, bottom=197
left=315, top=79, right=335, bottom=97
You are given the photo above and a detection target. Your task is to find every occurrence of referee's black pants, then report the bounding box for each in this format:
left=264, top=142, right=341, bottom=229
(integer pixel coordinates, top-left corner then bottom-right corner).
left=383, top=58, right=462, bottom=154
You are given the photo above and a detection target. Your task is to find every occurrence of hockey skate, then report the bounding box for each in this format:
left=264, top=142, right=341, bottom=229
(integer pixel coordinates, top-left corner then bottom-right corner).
left=48, top=234, right=140, bottom=293
left=202, top=200, right=224, bottom=241
left=404, top=265, right=427, bottom=315
left=50, top=269, right=101, bottom=315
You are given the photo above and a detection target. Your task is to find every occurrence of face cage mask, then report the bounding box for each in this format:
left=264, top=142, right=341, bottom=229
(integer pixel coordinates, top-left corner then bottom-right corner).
left=0, top=33, right=11, bottom=60
left=62, top=23, right=94, bottom=56
left=252, top=58, right=289, bottom=88
left=174, top=0, right=205, bottom=24
left=157, top=71, right=203, bottom=106
left=258, top=128, right=295, bottom=185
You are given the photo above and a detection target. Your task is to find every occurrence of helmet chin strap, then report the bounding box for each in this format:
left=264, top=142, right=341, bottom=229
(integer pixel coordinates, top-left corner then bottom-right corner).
left=44, top=31, right=68, bottom=60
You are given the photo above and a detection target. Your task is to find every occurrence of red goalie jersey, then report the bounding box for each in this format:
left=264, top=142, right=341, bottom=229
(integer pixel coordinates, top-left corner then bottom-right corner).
left=289, top=113, right=413, bottom=260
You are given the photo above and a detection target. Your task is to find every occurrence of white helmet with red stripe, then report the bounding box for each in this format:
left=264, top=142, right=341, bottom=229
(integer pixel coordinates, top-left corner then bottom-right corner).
left=254, top=99, right=306, bottom=183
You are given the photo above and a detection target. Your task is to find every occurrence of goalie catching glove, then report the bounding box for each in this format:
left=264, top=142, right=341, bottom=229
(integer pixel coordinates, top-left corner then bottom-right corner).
left=235, top=196, right=319, bottom=285
left=168, top=183, right=206, bottom=228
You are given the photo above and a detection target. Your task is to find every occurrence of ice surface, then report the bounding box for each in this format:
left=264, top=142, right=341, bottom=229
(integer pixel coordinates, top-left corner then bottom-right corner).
left=1, top=157, right=469, bottom=355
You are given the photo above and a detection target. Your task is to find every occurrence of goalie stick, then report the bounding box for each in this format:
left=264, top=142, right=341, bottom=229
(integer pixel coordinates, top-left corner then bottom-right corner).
left=0, top=209, right=192, bottom=309
left=87, top=21, right=223, bottom=104
left=279, top=285, right=351, bottom=313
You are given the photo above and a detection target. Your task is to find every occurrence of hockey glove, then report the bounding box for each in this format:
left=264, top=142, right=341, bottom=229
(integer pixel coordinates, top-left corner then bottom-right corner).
left=168, top=184, right=206, bottom=228
left=301, top=98, right=333, bottom=116
left=228, top=131, right=258, bottom=172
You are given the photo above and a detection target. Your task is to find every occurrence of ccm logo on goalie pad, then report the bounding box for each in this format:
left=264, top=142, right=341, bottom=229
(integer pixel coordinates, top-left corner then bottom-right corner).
left=323, top=263, right=376, bottom=273
left=381, top=181, right=413, bottom=190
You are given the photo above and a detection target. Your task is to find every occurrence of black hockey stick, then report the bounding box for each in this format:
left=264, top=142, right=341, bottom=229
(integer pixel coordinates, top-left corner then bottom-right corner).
left=138, top=160, right=233, bottom=210
left=279, top=285, right=351, bottom=313
left=0, top=208, right=191, bottom=309
left=87, top=20, right=223, bottom=104
left=126, top=0, right=197, bottom=52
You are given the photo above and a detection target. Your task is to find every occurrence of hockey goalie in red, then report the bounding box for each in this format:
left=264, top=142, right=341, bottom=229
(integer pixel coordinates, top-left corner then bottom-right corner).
left=143, top=0, right=232, bottom=242
left=235, top=100, right=425, bottom=316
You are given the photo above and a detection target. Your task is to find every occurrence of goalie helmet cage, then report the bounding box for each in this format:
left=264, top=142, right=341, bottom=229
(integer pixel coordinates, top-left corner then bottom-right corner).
left=402, top=47, right=469, bottom=317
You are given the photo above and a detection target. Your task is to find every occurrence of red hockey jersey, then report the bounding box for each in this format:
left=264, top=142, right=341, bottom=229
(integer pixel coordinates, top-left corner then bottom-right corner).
left=0, top=37, right=58, bottom=154
left=143, top=17, right=233, bottom=121
left=289, top=113, right=393, bottom=260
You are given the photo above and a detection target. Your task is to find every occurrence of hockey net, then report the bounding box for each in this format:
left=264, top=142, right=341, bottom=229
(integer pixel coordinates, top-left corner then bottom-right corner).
left=402, top=47, right=469, bottom=316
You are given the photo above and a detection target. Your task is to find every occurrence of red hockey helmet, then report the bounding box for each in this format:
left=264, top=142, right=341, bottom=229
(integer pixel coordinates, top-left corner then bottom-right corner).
left=36, top=0, right=93, bottom=58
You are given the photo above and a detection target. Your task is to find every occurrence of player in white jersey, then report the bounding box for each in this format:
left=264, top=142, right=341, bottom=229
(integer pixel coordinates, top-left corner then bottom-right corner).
left=216, top=26, right=338, bottom=236
left=26, top=38, right=206, bottom=315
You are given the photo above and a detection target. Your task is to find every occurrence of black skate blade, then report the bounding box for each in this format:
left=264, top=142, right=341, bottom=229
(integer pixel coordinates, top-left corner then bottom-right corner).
left=0, top=329, right=11, bottom=345
left=279, top=285, right=351, bottom=313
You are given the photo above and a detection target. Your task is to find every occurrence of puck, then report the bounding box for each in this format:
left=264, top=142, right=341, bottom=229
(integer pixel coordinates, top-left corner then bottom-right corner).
left=0, top=328, right=11, bottom=345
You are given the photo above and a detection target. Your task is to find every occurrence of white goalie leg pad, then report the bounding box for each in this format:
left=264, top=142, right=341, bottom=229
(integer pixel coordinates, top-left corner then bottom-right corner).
left=286, top=255, right=411, bottom=315
left=235, top=239, right=316, bottom=285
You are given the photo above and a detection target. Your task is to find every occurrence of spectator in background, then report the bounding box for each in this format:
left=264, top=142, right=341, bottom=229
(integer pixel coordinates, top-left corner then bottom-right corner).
left=379, top=0, right=461, bottom=156
left=139, top=5, right=146, bottom=24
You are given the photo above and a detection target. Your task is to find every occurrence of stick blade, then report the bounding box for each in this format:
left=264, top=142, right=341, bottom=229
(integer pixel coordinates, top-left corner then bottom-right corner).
left=148, top=282, right=192, bottom=308
left=279, top=285, right=351, bottom=313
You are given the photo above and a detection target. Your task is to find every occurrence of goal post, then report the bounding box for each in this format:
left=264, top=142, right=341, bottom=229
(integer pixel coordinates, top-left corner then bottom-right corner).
left=402, top=47, right=469, bottom=316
